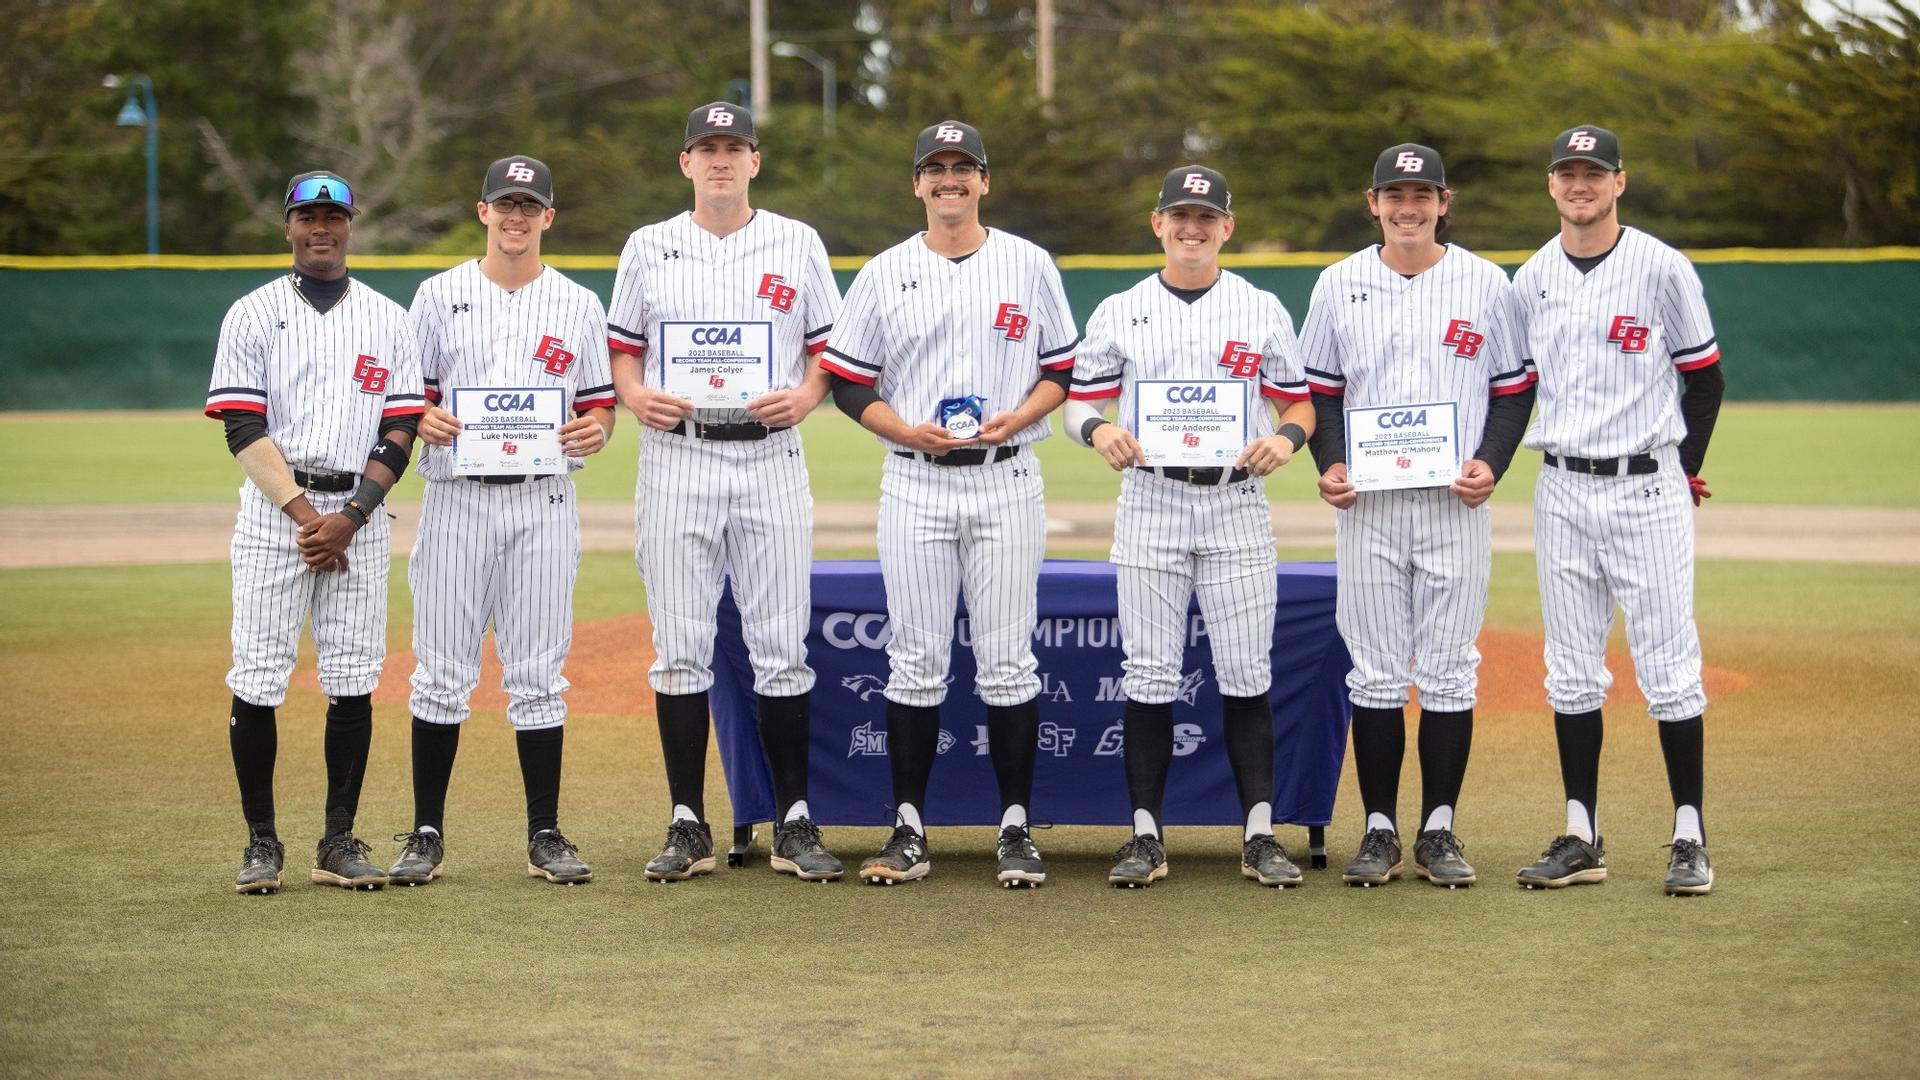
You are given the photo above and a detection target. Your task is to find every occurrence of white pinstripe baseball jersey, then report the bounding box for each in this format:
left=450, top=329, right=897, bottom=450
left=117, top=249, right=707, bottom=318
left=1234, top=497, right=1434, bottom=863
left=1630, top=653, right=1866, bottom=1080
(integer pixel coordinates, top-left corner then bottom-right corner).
left=822, top=228, right=1079, bottom=450
left=408, top=261, right=616, bottom=483
left=604, top=209, right=837, bottom=422
left=1515, top=226, right=1720, bottom=459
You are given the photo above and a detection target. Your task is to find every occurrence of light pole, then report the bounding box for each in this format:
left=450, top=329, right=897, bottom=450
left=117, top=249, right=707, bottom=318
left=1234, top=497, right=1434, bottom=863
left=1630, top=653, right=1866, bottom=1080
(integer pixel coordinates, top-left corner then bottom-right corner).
left=770, top=42, right=836, bottom=136
left=106, top=74, right=158, bottom=257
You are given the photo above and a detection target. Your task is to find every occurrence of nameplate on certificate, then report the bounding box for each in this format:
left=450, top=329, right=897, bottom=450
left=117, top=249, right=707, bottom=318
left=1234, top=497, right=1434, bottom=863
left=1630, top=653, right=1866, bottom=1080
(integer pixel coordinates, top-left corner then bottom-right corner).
left=1345, top=401, right=1460, bottom=491
left=1133, top=379, right=1249, bottom=467
left=449, top=387, right=567, bottom=476
left=660, top=321, right=772, bottom=408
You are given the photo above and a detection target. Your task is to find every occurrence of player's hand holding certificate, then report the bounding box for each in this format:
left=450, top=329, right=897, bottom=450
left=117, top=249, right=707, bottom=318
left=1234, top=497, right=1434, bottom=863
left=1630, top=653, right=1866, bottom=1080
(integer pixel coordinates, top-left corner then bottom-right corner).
left=660, top=321, right=772, bottom=408
left=1345, top=401, right=1460, bottom=491
left=1132, top=379, right=1248, bottom=467
left=450, top=387, right=567, bottom=476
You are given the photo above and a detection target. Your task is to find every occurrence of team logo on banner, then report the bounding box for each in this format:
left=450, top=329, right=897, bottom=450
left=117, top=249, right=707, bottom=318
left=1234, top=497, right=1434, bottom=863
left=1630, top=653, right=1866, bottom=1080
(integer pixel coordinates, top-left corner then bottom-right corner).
left=1037, top=722, right=1076, bottom=756
left=1091, top=720, right=1207, bottom=756
left=848, top=720, right=887, bottom=757
left=840, top=673, right=888, bottom=701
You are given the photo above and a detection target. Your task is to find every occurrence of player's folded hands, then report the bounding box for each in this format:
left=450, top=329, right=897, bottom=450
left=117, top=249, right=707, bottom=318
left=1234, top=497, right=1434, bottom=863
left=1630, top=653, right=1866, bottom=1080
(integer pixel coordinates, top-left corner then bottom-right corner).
left=907, top=421, right=978, bottom=456
left=296, top=514, right=356, bottom=572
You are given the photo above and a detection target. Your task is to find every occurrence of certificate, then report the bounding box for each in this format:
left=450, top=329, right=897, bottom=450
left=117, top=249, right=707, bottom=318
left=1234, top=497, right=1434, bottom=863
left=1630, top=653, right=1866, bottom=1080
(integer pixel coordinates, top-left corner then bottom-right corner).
left=449, top=386, right=567, bottom=476
left=1345, top=401, right=1460, bottom=491
left=1132, top=379, right=1249, bottom=467
left=659, top=321, right=773, bottom=408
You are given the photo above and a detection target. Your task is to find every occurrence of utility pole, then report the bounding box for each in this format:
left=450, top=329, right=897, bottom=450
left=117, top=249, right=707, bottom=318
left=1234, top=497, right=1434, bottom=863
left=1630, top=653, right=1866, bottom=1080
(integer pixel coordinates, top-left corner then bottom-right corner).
left=751, top=0, right=770, bottom=123
left=1036, top=0, right=1055, bottom=104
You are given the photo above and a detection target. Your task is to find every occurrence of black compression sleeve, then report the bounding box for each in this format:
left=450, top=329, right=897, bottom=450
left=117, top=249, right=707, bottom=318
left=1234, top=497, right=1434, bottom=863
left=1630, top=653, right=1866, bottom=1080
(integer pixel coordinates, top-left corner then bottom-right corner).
left=830, top=372, right=882, bottom=422
left=224, top=410, right=269, bottom=456
left=380, top=413, right=420, bottom=440
left=1038, top=367, right=1071, bottom=392
left=1677, top=362, right=1725, bottom=477
left=1307, top=394, right=1346, bottom=472
left=1472, top=384, right=1537, bottom=481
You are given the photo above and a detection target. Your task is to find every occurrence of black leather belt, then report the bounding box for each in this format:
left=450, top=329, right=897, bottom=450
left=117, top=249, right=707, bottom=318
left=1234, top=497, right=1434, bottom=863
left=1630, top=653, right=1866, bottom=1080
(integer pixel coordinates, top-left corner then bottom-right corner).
left=292, top=468, right=357, bottom=493
left=669, top=420, right=788, bottom=441
left=893, top=445, right=1022, bottom=467
left=1138, top=465, right=1251, bottom=486
left=467, top=474, right=528, bottom=486
left=1544, top=452, right=1658, bottom=477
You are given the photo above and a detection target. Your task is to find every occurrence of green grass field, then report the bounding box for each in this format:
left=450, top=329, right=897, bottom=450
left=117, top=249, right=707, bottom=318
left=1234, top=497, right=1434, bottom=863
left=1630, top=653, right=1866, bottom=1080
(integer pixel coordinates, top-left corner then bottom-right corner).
left=2, top=404, right=1918, bottom=1075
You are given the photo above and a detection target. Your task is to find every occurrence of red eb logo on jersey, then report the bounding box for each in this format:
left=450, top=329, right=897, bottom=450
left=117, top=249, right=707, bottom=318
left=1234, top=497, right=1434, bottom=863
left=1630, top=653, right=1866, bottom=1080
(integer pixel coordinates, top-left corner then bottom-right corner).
left=992, top=303, right=1030, bottom=341
left=352, top=355, right=389, bottom=394
left=1607, top=315, right=1651, bottom=353
left=534, top=335, right=576, bottom=376
left=1218, top=340, right=1262, bottom=379
left=1442, top=319, right=1486, bottom=359
left=757, top=273, right=798, bottom=313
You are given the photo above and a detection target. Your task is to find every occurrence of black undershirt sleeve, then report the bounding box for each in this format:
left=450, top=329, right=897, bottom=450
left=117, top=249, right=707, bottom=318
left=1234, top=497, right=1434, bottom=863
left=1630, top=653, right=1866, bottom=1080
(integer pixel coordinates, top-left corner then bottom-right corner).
left=1677, top=361, right=1725, bottom=477
left=223, top=410, right=269, bottom=456
left=1472, top=384, right=1537, bottom=481
left=379, top=413, right=420, bottom=440
left=830, top=371, right=882, bottom=423
left=1038, top=367, right=1071, bottom=392
left=1307, top=394, right=1346, bottom=473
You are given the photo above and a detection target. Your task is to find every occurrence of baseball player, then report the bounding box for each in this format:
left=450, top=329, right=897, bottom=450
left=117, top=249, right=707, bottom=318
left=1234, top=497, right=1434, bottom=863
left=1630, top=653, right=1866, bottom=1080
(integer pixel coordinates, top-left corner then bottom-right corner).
left=606, top=103, right=845, bottom=883
left=1062, top=165, right=1315, bottom=889
left=209, top=170, right=425, bottom=893
left=1511, top=126, right=1724, bottom=896
left=821, top=120, right=1079, bottom=887
left=387, top=156, right=615, bottom=887
left=1300, top=144, right=1535, bottom=889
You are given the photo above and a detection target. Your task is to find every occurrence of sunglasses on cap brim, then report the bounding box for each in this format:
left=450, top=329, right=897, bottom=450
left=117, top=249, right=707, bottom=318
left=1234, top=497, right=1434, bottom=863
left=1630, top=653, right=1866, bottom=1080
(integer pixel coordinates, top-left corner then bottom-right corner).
left=287, top=176, right=356, bottom=210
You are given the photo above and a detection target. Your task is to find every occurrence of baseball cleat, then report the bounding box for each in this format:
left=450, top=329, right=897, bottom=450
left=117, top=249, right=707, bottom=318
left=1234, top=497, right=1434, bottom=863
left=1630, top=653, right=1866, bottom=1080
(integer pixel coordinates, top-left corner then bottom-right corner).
left=234, top=834, right=284, bottom=894
left=1241, top=833, right=1302, bottom=888
left=1516, top=834, right=1607, bottom=889
left=1663, top=839, right=1713, bottom=896
left=387, top=830, right=445, bottom=887
left=770, top=816, right=843, bottom=882
left=527, top=829, right=592, bottom=884
left=311, top=833, right=387, bottom=890
left=858, top=825, right=930, bottom=885
left=1108, top=834, right=1168, bottom=888
left=644, top=819, right=714, bottom=882
left=1342, top=828, right=1403, bottom=887
left=995, top=824, right=1047, bottom=887
left=1413, top=829, right=1477, bottom=888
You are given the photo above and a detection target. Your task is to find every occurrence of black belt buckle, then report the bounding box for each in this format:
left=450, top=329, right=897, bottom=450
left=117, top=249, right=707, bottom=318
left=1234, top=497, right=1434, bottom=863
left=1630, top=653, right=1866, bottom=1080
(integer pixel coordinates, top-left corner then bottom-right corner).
left=675, top=420, right=784, bottom=442
left=471, top=474, right=528, bottom=486
left=293, top=468, right=355, bottom=493
left=1585, top=457, right=1607, bottom=477
left=1180, top=467, right=1224, bottom=485
left=907, top=445, right=1018, bottom=466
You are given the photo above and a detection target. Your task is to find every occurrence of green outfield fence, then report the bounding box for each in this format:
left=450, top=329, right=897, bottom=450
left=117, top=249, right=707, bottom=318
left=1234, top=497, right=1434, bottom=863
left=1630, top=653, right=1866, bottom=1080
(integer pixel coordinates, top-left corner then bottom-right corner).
left=3, top=249, right=1916, bottom=409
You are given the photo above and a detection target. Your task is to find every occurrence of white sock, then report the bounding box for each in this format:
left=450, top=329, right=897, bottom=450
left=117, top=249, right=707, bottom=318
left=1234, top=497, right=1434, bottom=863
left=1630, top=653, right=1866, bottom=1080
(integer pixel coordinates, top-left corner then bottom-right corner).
left=1244, top=802, right=1272, bottom=842
left=783, top=799, right=810, bottom=824
left=672, top=804, right=699, bottom=824
left=1133, top=809, right=1159, bottom=838
left=895, top=802, right=924, bottom=836
left=1673, top=805, right=1703, bottom=845
left=1566, top=799, right=1595, bottom=843
left=416, top=825, right=440, bottom=837
left=999, top=804, right=1027, bottom=831
left=1423, top=805, right=1454, bottom=833
left=1366, top=811, right=1396, bottom=836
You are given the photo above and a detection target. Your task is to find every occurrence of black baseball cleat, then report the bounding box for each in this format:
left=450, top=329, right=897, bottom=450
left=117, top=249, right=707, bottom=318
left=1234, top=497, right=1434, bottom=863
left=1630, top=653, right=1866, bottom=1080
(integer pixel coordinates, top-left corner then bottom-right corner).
left=234, top=834, right=284, bottom=894
left=1108, top=834, right=1168, bottom=888
left=311, top=833, right=387, bottom=890
left=770, top=816, right=843, bottom=882
left=995, top=824, right=1047, bottom=888
left=1413, top=829, right=1477, bottom=888
left=387, top=830, right=445, bottom=887
left=858, top=825, right=930, bottom=885
left=1663, top=838, right=1714, bottom=896
left=1516, top=834, right=1608, bottom=889
left=527, top=829, right=592, bottom=884
left=1241, top=833, right=1302, bottom=888
left=644, top=820, right=714, bottom=882
left=1342, top=828, right=1403, bottom=887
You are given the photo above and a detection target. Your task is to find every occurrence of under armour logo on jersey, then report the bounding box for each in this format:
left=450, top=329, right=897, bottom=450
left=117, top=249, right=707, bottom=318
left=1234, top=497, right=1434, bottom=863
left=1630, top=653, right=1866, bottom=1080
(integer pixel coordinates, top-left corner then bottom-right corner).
left=504, top=162, right=538, bottom=183
left=1395, top=151, right=1425, bottom=172
left=1567, top=130, right=1599, bottom=152
left=534, top=335, right=577, bottom=375
left=992, top=302, right=1030, bottom=341
left=706, top=106, right=737, bottom=127
left=549, top=493, right=566, bottom=504
left=756, top=273, right=798, bottom=312
left=901, top=279, right=918, bottom=291
left=1607, top=315, right=1652, bottom=353
left=1182, top=172, right=1212, bottom=194
left=934, top=124, right=966, bottom=143
left=1218, top=340, right=1262, bottom=379
left=352, top=354, right=390, bottom=394
left=1351, top=292, right=1369, bottom=303
left=1442, top=318, right=1486, bottom=359
left=1539, top=289, right=1548, bottom=298
left=663, top=249, right=681, bottom=260
left=1011, top=467, right=1031, bottom=477
left=1131, top=315, right=1150, bottom=326
left=276, top=320, right=286, bottom=330
left=451, top=303, right=470, bottom=314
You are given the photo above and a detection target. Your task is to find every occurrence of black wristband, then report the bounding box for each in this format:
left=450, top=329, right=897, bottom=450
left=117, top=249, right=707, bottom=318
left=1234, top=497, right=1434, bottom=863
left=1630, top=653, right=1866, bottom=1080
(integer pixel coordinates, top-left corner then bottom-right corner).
left=1277, top=422, right=1307, bottom=454
left=344, top=473, right=388, bottom=524
left=341, top=500, right=370, bottom=527
left=1080, top=416, right=1110, bottom=445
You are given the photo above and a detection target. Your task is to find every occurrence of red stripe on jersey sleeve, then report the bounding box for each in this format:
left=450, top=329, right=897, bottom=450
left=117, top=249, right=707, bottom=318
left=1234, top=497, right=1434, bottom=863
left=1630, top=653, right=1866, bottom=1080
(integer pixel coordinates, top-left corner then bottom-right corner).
left=1262, top=385, right=1309, bottom=402
left=574, top=395, right=617, bottom=413
left=1067, top=387, right=1122, bottom=401
left=1041, top=355, right=1077, bottom=372
left=381, top=404, right=428, bottom=418
left=205, top=400, right=267, bottom=419
left=818, top=356, right=875, bottom=386
left=1490, top=380, right=1535, bottom=397
left=805, top=339, right=829, bottom=355
left=1674, top=349, right=1721, bottom=372
left=423, top=386, right=442, bottom=404
left=608, top=337, right=647, bottom=358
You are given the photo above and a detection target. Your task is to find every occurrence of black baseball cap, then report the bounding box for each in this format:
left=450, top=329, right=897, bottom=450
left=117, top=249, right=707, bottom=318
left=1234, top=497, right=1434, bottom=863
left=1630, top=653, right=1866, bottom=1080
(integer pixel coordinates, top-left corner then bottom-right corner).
left=1549, top=125, right=1622, bottom=171
left=482, top=156, right=554, bottom=207
left=1371, top=143, right=1447, bottom=190
left=914, top=120, right=987, bottom=170
left=285, top=170, right=359, bottom=217
left=685, top=101, right=758, bottom=149
left=1155, top=165, right=1232, bottom=215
